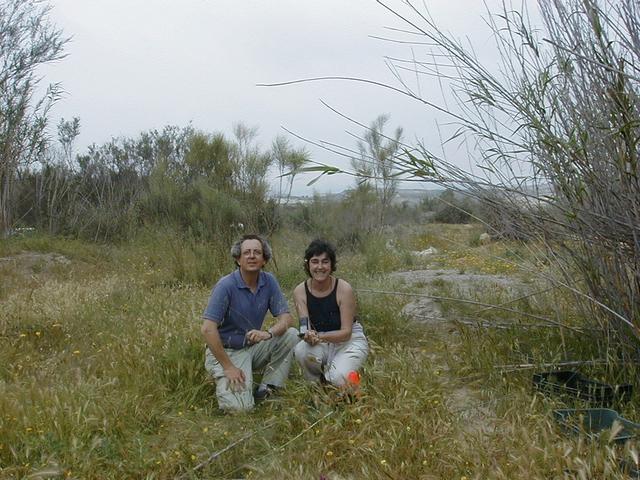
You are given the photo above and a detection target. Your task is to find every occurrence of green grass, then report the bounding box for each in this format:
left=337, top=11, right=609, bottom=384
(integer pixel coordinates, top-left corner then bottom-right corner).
left=1, top=225, right=638, bottom=479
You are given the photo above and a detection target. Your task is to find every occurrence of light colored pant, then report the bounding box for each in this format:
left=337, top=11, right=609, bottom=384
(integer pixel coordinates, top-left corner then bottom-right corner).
left=294, top=323, right=369, bottom=387
left=205, top=327, right=299, bottom=411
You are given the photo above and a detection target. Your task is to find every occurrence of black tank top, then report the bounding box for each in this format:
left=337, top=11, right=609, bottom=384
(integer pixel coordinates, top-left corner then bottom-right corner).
left=305, top=278, right=342, bottom=332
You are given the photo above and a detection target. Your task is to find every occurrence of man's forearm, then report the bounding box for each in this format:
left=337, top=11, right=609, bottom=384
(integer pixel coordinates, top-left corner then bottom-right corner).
left=271, top=313, right=294, bottom=336
left=208, top=339, right=234, bottom=369
left=202, top=321, right=234, bottom=369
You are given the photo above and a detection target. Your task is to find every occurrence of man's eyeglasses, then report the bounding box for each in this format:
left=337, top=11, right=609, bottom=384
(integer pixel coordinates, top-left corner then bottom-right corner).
left=241, top=249, right=263, bottom=257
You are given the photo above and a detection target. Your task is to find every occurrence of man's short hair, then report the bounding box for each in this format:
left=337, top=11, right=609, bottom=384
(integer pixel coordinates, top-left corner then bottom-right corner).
left=304, top=239, right=337, bottom=275
left=231, top=234, right=272, bottom=264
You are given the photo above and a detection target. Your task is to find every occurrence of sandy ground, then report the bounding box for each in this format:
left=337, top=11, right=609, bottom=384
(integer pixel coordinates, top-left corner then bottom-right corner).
left=390, top=269, right=529, bottom=323
left=0, top=252, right=77, bottom=297
left=0, top=252, right=71, bottom=273
left=388, top=268, right=530, bottom=435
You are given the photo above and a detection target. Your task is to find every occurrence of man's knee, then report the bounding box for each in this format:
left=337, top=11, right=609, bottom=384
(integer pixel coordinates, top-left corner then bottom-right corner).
left=217, top=389, right=255, bottom=412
left=281, top=327, right=300, bottom=350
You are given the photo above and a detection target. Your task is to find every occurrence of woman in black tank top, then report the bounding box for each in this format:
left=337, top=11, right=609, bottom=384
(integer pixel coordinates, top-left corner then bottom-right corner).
left=293, top=239, right=369, bottom=389
left=304, top=277, right=342, bottom=332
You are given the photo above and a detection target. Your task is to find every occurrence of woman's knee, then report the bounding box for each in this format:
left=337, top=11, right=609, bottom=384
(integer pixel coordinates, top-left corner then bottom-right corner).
left=294, top=341, right=307, bottom=364
left=295, top=343, right=324, bottom=374
left=324, top=367, right=351, bottom=387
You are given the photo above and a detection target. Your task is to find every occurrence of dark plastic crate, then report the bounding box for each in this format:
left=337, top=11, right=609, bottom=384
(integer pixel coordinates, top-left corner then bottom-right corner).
left=619, top=459, right=640, bottom=478
left=533, top=370, right=633, bottom=406
left=554, top=408, right=640, bottom=443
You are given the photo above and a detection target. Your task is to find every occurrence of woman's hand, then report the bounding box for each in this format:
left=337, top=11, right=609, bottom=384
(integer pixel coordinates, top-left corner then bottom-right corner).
left=304, top=329, right=321, bottom=346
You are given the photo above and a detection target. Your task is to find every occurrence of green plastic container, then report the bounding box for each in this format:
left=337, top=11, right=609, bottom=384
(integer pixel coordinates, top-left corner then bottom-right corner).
left=554, top=408, right=640, bottom=442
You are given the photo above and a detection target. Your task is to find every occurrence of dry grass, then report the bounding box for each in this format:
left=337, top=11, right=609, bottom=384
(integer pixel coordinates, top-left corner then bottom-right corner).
left=0, top=226, right=638, bottom=479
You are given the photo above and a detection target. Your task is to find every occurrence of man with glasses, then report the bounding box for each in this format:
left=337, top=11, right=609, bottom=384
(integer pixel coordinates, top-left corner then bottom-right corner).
left=201, top=234, right=298, bottom=412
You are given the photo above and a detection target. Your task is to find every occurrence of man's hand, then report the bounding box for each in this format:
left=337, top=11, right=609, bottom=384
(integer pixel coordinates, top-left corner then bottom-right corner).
left=223, top=365, right=246, bottom=392
left=245, top=329, right=271, bottom=345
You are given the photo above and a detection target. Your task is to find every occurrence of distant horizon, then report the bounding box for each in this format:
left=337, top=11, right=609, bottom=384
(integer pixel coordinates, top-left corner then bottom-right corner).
left=279, top=184, right=445, bottom=199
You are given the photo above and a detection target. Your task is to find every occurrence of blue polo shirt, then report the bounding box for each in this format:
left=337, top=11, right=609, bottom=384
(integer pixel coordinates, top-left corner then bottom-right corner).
left=202, top=270, right=289, bottom=349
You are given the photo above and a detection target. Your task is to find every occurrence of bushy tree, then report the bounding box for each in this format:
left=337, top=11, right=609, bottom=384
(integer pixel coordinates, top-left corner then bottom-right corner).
left=70, top=130, right=181, bottom=240
left=351, top=114, right=403, bottom=225
left=373, top=0, right=640, bottom=347
left=272, top=135, right=309, bottom=207
left=140, top=131, right=244, bottom=242
left=432, top=190, right=472, bottom=224
left=184, top=132, right=234, bottom=190
left=0, top=0, right=68, bottom=235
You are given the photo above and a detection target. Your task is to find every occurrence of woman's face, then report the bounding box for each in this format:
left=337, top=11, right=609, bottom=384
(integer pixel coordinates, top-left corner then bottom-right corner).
left=307, top=252, right=332, bottom=282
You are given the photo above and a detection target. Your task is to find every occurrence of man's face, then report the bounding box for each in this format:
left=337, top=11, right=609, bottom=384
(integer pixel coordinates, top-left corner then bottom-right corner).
left=237, top=239, right=266, bottom=273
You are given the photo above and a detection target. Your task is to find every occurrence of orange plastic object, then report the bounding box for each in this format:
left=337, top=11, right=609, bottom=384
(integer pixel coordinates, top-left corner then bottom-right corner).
left=347, top=370, right=361, bottom=386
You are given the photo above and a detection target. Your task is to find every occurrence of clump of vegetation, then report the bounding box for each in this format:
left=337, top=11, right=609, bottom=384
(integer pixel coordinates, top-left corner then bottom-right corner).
left=12, top=123, right=309, bottom=243
left=2, top=226, right=638, bottom=478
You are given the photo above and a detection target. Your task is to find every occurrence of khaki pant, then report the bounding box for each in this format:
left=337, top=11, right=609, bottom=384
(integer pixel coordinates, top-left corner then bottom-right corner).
left=205, top=327, right=299, bottom=411
left=294, top=323, right=368, bottom=387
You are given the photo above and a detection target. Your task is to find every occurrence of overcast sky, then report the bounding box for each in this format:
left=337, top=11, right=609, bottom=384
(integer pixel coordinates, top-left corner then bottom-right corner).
left=41, top=0, right=535, bottom=195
